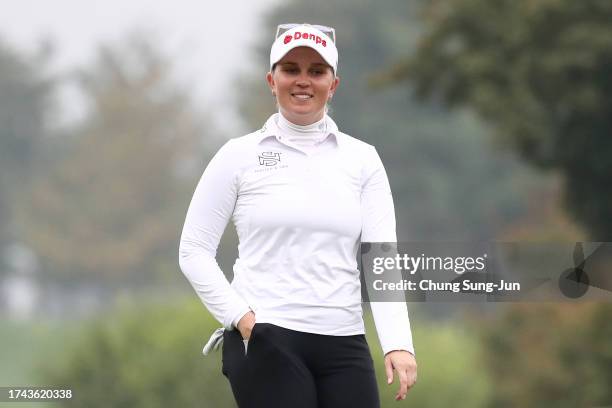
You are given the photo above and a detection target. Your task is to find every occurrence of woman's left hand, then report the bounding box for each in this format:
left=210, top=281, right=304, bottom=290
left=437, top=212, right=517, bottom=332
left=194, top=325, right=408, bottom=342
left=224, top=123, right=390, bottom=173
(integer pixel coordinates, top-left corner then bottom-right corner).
left=384, top=350, right=417, bottom=401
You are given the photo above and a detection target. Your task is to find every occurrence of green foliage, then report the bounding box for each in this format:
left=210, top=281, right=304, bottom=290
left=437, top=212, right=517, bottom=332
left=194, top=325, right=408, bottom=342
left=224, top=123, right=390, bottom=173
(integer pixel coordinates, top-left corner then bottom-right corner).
left=239, top=0, right=556, bottom=241
left=18, top=35, right=207, bottom=285
left=39, top=301, right=489, bottom=408
left=477, top=304, right=612, bottom=407
left=0, top=318, right=80, bottom=408
left=365, top=309, right=491, bottom=408
left=392, top=0, right=612, bottom=239
left=42, top=300, right=236, bottom=408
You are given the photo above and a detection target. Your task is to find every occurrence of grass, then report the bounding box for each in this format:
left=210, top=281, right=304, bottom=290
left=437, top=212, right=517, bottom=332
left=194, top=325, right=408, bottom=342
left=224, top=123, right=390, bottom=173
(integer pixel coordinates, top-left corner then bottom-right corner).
left=0, top=317, right=80, bottom=408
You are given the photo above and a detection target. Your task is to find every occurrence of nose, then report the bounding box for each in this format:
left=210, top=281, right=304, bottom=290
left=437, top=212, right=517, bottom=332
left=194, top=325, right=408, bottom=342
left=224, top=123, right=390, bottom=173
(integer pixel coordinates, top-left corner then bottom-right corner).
left=296, top=73, right=310, bottom=87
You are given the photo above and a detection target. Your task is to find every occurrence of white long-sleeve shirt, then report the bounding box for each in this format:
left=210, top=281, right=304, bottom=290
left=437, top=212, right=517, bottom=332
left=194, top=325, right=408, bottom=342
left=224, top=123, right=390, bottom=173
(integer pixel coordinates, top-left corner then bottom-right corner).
left=179, top=113, right=414, bottom=355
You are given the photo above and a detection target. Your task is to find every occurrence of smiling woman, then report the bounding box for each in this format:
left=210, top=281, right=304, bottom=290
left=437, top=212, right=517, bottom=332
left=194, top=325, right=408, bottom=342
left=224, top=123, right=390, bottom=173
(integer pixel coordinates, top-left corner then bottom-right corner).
left=179, top=23, right=417, bottom=408
left=266, top=47, right=339, bottom=125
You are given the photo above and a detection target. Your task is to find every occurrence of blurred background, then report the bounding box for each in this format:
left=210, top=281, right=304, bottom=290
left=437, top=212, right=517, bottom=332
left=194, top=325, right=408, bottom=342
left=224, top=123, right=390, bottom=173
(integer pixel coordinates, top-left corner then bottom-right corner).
left=1, top=0, right=611, bottom=406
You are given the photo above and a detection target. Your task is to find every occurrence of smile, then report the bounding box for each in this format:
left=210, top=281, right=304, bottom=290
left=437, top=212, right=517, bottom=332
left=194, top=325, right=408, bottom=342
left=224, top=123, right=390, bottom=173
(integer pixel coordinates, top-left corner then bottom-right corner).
left=291, top=93, right=313, bottom=100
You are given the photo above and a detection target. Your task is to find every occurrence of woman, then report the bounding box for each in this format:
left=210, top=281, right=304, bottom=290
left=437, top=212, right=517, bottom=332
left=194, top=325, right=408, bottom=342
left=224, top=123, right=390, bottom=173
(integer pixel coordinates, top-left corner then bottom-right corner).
left=179, top=23, right=417, bottom=407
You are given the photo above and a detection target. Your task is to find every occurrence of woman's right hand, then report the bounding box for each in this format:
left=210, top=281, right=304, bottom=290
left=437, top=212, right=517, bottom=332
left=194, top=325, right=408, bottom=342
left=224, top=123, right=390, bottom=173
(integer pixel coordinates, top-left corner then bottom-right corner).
left=236, top=311, right=256, bottom=340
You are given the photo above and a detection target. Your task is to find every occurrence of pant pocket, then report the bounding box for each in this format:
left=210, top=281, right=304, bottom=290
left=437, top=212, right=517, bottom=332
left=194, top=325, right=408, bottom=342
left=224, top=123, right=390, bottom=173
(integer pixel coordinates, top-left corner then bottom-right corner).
left=242, top=323, right=258, bottom=356
left=221, top=331, right=229, bottom=377
left=222, top=329, right=248, bottom=377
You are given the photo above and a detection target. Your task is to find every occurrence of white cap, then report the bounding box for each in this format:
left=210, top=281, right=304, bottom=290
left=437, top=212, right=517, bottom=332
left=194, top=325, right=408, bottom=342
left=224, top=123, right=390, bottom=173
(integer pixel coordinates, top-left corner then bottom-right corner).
left=270, top=24, right=338, bottom=74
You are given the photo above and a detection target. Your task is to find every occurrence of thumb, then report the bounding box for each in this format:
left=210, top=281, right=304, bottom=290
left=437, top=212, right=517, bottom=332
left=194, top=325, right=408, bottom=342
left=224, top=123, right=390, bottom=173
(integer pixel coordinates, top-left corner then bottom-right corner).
left=384, top=356, right=394, bottom=384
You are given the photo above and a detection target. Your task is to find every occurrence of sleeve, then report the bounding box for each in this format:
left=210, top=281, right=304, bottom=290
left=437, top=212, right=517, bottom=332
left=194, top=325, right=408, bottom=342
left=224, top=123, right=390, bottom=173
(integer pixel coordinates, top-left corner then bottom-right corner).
left=178, top=139, right=252, bottom=330
left=361, top=145, right=415, bottom=356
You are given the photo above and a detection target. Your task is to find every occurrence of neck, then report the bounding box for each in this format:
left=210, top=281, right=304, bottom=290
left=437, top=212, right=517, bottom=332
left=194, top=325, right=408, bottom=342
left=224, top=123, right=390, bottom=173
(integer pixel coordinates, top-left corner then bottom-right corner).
left=275, top=110, right=328, bottom=146
left=278, top=111, right=326, bottom=132
left=279, top=109, right=325, bottom=126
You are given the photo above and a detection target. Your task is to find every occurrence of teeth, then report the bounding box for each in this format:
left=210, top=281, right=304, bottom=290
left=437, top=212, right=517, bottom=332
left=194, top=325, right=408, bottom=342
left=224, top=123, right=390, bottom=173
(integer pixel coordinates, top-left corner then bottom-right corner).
left=293, top=94, right=312, bottom=99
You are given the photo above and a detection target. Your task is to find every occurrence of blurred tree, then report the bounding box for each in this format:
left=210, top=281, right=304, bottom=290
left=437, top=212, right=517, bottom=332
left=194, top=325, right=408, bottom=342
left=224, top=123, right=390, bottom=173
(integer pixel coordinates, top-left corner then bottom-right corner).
left=499, top=174, right=587, bottom=241
left=19, top=34, right=208, bottom=286
left=476, top=303, right=612, bottom=407
left=379, top=3, right=612, bottom=405
left=43, top=300, right=236, bottom=408
left=383, top=0, right=612, bottom=239
left=239, top=0, right=559, bottom=241
left=0, top=39, right=52, bottom=273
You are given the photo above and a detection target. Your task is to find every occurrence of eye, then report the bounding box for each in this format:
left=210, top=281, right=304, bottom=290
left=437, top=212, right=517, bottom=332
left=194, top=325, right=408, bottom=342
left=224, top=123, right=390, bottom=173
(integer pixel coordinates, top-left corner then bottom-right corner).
left=282, top=66, right=299, bottom=74
left=310, top=69, right=324, bottom=76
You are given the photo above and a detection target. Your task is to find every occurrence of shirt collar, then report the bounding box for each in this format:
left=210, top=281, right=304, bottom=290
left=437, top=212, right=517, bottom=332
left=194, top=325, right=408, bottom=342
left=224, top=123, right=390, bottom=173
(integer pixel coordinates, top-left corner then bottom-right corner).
left=256, top=113, right=343, bottom=147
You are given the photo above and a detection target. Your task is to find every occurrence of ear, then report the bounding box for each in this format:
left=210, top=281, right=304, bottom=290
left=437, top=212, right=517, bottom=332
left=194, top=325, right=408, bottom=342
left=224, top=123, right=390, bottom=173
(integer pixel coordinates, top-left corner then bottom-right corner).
left=266, top=71, right=276, bottom=95
left=329, top=75, right=340, bottom=95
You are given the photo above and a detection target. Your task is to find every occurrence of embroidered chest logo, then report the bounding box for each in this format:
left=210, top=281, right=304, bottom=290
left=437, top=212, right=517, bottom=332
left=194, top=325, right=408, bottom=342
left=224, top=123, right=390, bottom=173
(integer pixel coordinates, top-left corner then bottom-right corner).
left=258, top=151, right=282, bottom=166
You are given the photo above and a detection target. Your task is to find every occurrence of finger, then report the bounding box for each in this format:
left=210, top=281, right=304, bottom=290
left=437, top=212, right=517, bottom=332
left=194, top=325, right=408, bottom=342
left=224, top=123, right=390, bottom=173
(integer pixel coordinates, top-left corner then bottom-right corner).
left=396, top=368, right=409, bottom=400
left=407, top=369, right=417, bottom=389
left=384, top=357, right=394, bottom=385
left=241, top=327, right=252, bottom=340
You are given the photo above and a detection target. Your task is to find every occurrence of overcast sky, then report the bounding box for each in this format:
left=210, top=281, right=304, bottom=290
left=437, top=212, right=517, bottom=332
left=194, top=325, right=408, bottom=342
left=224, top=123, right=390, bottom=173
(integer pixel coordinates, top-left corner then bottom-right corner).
left=0, top=0, right=281, bottom=133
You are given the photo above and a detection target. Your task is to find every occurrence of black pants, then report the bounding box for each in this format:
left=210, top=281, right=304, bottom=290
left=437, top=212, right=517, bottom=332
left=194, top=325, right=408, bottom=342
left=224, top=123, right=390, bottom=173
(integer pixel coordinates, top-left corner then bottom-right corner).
left=222, top=323, right=380, bottom=408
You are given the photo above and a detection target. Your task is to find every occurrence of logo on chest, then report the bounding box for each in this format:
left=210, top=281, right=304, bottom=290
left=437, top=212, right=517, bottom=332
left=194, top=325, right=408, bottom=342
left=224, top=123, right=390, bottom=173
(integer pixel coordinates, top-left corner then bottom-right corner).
left=258, top=151, right=282, bottom=166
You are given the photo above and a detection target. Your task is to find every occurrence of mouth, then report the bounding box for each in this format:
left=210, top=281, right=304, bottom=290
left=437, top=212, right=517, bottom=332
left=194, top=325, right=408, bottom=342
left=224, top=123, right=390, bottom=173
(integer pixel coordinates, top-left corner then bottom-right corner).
left=291, top=92, right=313, bottom=100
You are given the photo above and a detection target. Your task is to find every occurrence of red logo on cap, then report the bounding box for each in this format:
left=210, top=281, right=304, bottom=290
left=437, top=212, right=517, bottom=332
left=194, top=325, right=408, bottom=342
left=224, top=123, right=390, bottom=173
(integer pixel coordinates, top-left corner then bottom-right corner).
left=282, top=32, right=327, bottom=47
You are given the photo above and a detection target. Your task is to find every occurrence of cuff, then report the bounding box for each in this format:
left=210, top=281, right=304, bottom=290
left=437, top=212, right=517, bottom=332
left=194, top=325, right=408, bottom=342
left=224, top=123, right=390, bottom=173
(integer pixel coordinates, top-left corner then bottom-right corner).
left=223, top=297, right=252, bottom=331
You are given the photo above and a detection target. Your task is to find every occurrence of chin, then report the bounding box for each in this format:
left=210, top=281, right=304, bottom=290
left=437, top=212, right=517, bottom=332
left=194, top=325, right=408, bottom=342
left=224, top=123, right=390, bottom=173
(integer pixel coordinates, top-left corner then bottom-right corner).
left=289, top=105, right=323, bottom=116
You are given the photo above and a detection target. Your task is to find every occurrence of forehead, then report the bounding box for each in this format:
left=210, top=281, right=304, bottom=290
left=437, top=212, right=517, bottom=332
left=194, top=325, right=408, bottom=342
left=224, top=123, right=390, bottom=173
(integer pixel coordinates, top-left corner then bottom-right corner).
left=277, top=46, right=327, bottom=65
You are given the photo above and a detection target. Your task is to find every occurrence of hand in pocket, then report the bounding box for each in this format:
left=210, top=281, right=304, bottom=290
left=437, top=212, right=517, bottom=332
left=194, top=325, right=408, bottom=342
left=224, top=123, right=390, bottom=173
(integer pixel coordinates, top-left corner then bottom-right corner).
left=237, top=311, right=256, bottom=340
